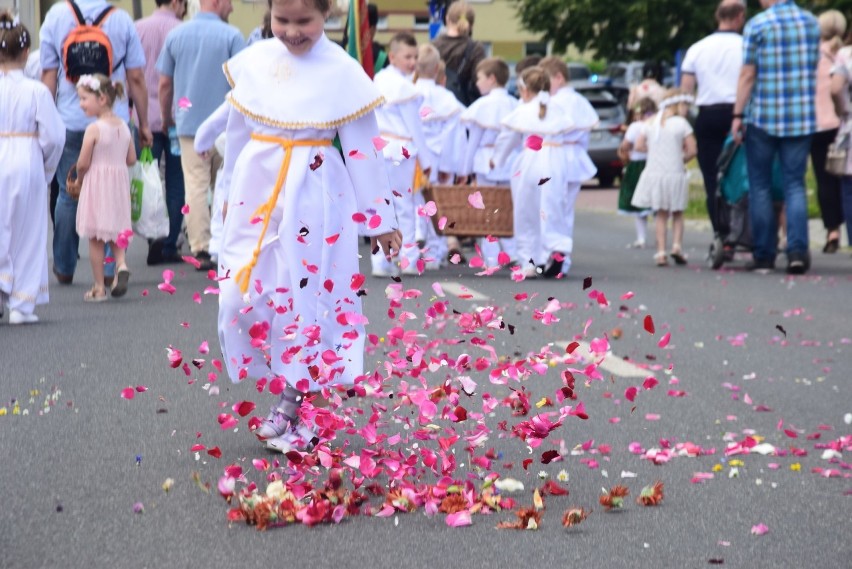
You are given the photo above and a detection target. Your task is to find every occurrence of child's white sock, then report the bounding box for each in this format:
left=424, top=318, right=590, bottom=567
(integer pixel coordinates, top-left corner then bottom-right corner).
left=634, top=216, right=647, bottom=244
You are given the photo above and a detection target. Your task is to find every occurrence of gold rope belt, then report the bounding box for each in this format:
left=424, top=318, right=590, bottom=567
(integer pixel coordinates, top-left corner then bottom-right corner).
left=380, top=132, right=413, bottom=142
left=233, top=133, right=333, bottom=294
left=0, top=132, right=37, bottom=138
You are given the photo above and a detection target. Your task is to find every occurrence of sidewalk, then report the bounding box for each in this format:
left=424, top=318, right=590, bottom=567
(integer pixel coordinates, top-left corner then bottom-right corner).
left=575, top=188, right=850, bottom=247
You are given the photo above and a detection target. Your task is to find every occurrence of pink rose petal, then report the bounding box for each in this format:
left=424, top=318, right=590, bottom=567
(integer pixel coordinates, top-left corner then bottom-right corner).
left=467, top=191, right=485, bottom=210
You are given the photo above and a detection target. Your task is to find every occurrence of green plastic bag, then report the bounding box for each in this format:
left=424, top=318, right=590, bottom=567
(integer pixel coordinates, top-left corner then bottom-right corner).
left=129, top=147, right=154, bottom=223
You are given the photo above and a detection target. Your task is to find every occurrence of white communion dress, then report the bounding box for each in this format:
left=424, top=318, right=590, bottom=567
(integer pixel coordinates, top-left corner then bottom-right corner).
left=217, top=36, right=398, bottom=391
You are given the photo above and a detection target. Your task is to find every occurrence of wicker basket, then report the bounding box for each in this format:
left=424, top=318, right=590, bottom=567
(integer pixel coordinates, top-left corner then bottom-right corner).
left=421, top=184, right=514, bottom=237
left=65, top=165, right=82, bottom=200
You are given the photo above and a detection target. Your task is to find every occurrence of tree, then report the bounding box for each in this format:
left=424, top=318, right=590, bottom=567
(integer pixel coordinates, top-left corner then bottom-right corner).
left=512, top=0, right=852, bottom=63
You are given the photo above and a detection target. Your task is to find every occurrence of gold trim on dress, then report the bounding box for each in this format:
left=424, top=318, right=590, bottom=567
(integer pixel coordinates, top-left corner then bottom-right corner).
left=226, top=93, right=385, bottom=130
left=0, top=132, right=37, bottom=138
left=223, top=61, right=235, bottom=89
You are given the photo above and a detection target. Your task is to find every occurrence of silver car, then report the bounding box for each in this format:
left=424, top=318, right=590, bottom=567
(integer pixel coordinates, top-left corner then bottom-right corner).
left=574, top=86, right=626, bottom=187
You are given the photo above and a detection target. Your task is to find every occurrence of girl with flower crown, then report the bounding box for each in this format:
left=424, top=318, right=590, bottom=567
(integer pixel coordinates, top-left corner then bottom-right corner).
left=75, top=73, right=137, bottom=301
left=491, top=66, right=575, bottom=281
left=0, top=12, right=65, bottom=324
left=631, top=88, right=697, bottom=266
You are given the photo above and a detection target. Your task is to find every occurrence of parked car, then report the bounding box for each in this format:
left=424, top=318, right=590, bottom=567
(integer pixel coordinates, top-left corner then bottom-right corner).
left=574, top=86, right=626, bottom=187
left=602, top=60, right=675, bottom=107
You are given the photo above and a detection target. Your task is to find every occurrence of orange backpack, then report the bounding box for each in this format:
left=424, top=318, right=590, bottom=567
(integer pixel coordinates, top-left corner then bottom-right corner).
left=62, top=1, right=120, bottom=83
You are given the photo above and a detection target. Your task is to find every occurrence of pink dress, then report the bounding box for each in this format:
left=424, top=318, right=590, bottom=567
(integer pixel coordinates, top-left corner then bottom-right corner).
left=76, top=120, right=132, bottom=242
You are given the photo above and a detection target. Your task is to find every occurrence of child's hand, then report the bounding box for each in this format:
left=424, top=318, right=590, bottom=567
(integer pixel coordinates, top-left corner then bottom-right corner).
left=370, top=229, right=402, bottom=261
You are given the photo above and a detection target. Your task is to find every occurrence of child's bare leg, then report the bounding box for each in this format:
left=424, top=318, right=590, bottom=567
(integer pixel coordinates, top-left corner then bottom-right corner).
left=655, top=210, right=669, bottom=255
left=109, top=241, right=127, bottom=270
left=672, top=212, right=685, bottom=251
left=88, top=239, right=106, bottom=295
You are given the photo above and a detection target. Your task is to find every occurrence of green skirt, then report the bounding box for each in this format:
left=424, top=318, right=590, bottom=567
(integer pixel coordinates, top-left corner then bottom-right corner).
left=618, top=160, right=648, bottom=213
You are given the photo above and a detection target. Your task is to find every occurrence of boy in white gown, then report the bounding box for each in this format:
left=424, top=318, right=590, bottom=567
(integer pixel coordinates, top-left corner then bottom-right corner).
left=460, top=57, right=519, bottom=268
left=217, top=0, right=399, bottom=453
left=194, top=101, right=230, bottom=260
left=492, top=67, right=574, bottom=280
left=0, top=16, right=65, bottom=324
left=540, top=57, right=599, bottom=276
left=413, top=45, right=465, bottom=270
left=371, top=32, right=434, bottom=277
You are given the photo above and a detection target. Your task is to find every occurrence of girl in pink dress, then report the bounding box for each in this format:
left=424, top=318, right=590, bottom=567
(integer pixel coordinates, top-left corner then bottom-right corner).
left=75, top=74, right=136, bottom=302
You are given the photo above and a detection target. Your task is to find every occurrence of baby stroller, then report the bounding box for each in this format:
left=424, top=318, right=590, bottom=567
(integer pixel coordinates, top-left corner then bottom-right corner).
left=707, top=136, right=783, bottom=270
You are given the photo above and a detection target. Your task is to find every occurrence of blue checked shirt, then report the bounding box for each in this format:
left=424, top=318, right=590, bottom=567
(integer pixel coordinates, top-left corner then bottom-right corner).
left=742, top=0, right=820, bottom=137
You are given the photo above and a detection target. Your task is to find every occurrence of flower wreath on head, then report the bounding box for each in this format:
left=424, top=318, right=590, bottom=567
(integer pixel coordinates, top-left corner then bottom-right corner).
left=652, top=93, right=694, bottom=139
left=658, top=93, right=694, bottom=111
left=77, top=74, right=101, bottom=91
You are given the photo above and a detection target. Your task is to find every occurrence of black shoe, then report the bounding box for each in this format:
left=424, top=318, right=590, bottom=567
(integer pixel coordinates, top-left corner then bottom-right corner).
left=160, top=252, right=185, bottom=264
left=745, top=258, right=775, bottom=273
left=542, top=252, right=565, bottom=278
left=52, top=266, right=73, bottom=285
left=146, top=238, right=166, bottom=266
left=823, top=238, right=839, bottom=254
left=786, top=251, right=810, bottom=275
left=194, top=251, right=216, bottom=271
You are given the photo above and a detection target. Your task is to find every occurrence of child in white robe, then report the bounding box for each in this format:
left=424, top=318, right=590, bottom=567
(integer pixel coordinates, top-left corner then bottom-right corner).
left=540, top=57, right=599, bottom=275
left=460, top=57, right=519, bottom=268
left=413, top=45, right=465, bottom=270
left=372, top=32, right=434, bottom=277
left=193, top=101, right=230, bottom=260
left=0, top=14, right=65, bottom=324
left=492, top=67, right=574, bottom=280
left=218, top=0, right=400, bottom=453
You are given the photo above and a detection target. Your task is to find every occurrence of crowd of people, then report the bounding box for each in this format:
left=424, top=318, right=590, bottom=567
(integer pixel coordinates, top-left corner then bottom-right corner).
left=0, top=0, right=849, bottom=448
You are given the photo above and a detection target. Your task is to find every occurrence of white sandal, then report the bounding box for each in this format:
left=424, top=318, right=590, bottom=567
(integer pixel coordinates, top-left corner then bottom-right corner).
left=253, top=386, right=303, bottom=441
left=266, top=424, right=319, bottom=453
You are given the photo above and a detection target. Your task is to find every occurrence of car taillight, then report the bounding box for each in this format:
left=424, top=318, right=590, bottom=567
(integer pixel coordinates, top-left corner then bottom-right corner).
left=608, top=124, right=624, bottom=135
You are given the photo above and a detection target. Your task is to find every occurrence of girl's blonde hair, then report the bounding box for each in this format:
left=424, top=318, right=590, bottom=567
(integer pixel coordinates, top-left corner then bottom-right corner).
left=77, top=73, right=125, bottom=107
left=0, top=10, right=31, bottom=63
left=819, top=10, right=847, bottom=53
left=520, top=67, right=551, bottom=119
left=631, top=97, right=658, bottom=123
left=446, top=1, right=475, bottom=37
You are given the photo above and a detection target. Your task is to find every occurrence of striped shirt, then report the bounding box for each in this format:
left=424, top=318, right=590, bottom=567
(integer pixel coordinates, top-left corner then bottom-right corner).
left=742, top=0, right=820, bottom=137
left=135, top=9, right=183, bottom=134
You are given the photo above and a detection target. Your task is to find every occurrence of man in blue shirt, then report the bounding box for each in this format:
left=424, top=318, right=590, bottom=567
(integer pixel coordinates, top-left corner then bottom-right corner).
left=41, top=0, right=151, bottom=284
left=732, top=0, right=820, bottom=274
left=157, top=0, right=244, bottom=271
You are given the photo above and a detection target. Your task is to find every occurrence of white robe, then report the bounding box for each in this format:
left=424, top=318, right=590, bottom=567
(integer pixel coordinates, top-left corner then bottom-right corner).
left=493, top=96, right=576, bottom=265
left=460, top=87, right=519, bottom=183
left=218, top=36, right=397, bottom=391
left=0, top=70, right=65, bottom=315
left=371, top=66, right=435, bottom=272
left=550, top=87, right=599, bottom=183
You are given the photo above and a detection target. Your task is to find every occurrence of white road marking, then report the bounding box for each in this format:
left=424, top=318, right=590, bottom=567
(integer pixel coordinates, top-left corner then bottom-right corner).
left=556, top=341, right=654, bottom=378
left=438, top=281, right=491, bottom=302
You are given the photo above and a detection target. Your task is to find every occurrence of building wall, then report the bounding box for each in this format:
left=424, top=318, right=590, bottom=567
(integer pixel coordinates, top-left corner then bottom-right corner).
left=27, top=0, right=578, bottom=64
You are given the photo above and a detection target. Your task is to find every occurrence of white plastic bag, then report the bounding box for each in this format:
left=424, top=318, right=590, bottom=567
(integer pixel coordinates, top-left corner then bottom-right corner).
left=130, top=147, right=169, bottom=240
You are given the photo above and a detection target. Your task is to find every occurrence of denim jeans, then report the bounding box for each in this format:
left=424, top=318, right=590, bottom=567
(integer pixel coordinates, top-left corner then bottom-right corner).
left=745, top=125, right=811, bottom=261
left=53, top=130, right=115, bottom=278
left=840, top=176, right=852, bottom=245
left=150, top=131, right=185, bottom=255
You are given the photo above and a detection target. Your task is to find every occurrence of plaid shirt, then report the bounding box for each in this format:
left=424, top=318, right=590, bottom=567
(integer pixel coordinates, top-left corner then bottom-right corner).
left=743, top=0, right=820, bottom=137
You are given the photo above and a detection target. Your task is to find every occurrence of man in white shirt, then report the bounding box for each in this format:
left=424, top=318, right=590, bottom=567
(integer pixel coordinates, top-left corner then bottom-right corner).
left=681, top=0, right=746, bottom=235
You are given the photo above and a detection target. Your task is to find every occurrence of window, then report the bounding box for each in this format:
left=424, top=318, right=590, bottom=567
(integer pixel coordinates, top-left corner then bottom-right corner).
left=414, top=15, right=430, bottom=30
left=524, top=42, right=547, bottom=57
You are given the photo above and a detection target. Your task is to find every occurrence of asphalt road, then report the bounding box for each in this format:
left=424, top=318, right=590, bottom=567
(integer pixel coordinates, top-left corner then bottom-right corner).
left=2, top=199, right=850, bottom=569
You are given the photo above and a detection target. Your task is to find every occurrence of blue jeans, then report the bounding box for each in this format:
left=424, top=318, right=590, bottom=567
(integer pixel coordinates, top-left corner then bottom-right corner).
left=150, top=131, right=185, bottom=255
left=841, top=176, right=852, bottom=245
left=53, top=130, right=115, bottom=278
left=745, top=125, right=811, bottom=261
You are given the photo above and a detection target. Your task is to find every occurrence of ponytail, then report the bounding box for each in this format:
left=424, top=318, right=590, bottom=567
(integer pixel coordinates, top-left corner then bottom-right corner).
left=0, top=10, right=31, bottom=63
